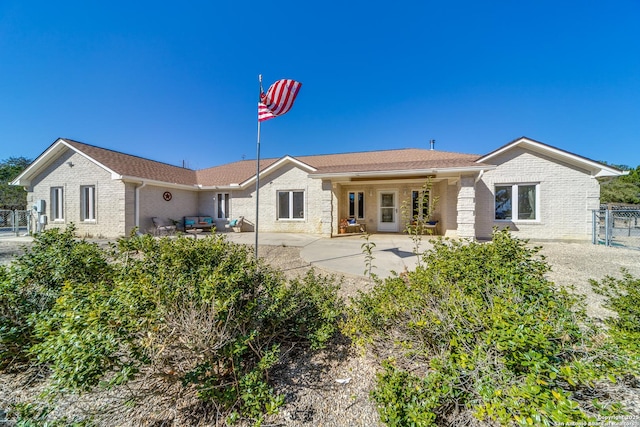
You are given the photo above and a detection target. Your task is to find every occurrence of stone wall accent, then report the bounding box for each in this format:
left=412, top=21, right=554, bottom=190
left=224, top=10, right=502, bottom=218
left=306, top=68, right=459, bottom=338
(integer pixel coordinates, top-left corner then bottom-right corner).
left=456, top=175, right=476, bottom=239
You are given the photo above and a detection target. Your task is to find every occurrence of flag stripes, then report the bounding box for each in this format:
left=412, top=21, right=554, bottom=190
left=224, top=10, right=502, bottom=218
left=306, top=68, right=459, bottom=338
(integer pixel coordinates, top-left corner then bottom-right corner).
left=258, top=79, right=302, bottom=122
left=258, top=102, right=277, bottom=122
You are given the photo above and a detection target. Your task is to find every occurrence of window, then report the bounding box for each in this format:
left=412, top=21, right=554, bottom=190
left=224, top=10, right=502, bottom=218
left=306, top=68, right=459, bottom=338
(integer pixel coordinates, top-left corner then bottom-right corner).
left=495, top=184, right=538, bottom=220
left=81, top=186, right=96, bottom=221
left=277, top=190, right=304, bottom=220
left=215, top=193, right=230, bottom=219
left=411, top=190, right=430, bottom=220
left=348, top=191, right=365, bottom=219
left=51, top=187, right=64, bottom=221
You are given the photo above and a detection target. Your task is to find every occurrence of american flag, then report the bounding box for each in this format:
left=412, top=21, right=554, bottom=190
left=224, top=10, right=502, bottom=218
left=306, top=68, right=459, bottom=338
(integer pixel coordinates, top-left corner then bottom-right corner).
left=258, top=79, right=302, bottom=122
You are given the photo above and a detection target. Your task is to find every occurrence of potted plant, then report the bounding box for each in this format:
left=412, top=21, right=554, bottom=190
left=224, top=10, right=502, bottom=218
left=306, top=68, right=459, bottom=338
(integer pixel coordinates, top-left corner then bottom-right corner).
left=339, top=218, right=348, bottom=234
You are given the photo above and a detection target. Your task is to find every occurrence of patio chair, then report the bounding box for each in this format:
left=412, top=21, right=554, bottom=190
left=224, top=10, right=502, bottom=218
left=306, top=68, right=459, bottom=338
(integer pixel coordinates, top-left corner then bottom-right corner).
left=152, top=217, right=177, bottom=235
left=225, top=216, right=244, bottom=232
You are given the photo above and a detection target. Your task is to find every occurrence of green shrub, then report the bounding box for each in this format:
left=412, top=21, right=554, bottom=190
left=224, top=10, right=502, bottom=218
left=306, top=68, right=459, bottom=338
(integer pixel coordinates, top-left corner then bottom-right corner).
left=0, top=226, right=111, bottom=369
left=592, top=271, right=640, bottom=353
left=21, top=232, right=343, bottom=424
left=344, top=230, right=637, bottom=426
left=9, top=401, right=94, bottom=427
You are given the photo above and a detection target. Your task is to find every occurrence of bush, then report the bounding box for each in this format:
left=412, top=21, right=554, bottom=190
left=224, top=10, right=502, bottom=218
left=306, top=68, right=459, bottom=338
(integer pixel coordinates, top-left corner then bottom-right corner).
left=0, top=226, right=111, bottom=369
left=7, top=230, right=343, bottom=424
left=591, top=271, right=640, bottom=353
left=344, top=230, right=638, bottom=426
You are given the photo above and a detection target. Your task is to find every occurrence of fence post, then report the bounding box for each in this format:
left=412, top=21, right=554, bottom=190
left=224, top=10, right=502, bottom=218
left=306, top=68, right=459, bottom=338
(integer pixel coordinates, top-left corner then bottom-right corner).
left=605, top=209, right=611, bottom=246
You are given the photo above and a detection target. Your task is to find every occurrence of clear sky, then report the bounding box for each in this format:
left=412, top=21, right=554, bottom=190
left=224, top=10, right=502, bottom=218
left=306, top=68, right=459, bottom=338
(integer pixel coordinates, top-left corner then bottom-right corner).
left=1, top=1, right=639, bottom=170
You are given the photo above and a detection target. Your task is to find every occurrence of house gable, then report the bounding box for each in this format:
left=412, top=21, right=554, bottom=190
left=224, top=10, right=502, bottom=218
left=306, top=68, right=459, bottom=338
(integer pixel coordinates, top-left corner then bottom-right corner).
left=12, top=139, right=116, bottom=188
left=12, top=138, right=199, bottom=189
left=475, top=140, right=611, bottom=241
left=237, top=156, right=317, bottom=189
left=478, top=137, right=625, bottom=178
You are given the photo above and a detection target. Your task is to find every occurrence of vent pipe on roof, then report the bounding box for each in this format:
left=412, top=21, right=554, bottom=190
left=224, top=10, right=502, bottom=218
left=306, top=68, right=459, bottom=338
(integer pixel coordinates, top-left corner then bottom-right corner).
left=429, top=139, right=435, bottom=150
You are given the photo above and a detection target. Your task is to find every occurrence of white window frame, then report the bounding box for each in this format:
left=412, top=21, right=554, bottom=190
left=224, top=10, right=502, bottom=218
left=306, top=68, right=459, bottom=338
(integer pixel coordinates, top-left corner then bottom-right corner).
left=81, top=185, right=96, bottom=222
left=348, top=191, right=365, bottom=220
left=215, top=193, right=230, bottom=219
left=277, top=190, right=305, bottom=220
left=495, top=183, right=540, bottom=222
left=51, top=187, right=64, bottom=221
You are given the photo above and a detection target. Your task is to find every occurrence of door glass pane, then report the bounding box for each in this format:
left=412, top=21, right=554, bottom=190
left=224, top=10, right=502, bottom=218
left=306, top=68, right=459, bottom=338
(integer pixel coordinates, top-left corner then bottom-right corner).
left=381, top=208, right=394, bottom=223
left=293, top=192, right=304, bottom=218
left=217, top=193, right=229, bottom=219
left=349, top=192, right=355, bottom=217
left=381, top=192, right=395, bottom=223
left=278, top=192, right=289, bottom=218
left=518, top=185, right=536, bottom=220
left=495, top=187, right=512, bottom=220
left=357, top=192, right=364, bottom=219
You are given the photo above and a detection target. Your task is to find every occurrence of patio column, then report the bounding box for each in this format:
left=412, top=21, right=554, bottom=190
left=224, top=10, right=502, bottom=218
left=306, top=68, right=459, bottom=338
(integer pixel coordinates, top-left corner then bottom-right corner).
left=457, top=175, right=476, bottom=239
left=320, top=180, right=334, bottom=237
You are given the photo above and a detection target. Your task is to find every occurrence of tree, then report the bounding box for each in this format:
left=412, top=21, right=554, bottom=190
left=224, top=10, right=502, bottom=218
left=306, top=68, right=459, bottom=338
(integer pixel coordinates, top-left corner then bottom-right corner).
left=0, top=157, right=31, bottom=210
left=600, top=164, right=640, bottom=205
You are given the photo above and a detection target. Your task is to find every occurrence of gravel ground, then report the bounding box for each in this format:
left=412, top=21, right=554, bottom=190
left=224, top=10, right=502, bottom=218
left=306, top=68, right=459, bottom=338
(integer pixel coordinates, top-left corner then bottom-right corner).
left=0, top=238, right=639, bottom=426
left=260, top=242, right=640, bottom=426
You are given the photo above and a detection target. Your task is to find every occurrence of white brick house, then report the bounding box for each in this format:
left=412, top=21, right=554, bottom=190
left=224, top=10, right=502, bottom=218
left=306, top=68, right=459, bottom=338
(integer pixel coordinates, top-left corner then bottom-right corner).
left=11, top=137, right=624, bottom=240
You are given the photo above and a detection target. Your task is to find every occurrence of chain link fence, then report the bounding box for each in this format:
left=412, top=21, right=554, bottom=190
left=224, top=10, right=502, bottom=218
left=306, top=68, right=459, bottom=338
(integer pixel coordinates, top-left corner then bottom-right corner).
left=593, top=205, right=640, bottom=250
left=0, top=209, right=32, bottom=237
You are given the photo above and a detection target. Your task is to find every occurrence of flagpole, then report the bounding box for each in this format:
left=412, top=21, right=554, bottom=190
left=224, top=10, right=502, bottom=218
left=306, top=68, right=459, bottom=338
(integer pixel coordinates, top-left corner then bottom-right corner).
left=254, top=74, right=262, bottom=259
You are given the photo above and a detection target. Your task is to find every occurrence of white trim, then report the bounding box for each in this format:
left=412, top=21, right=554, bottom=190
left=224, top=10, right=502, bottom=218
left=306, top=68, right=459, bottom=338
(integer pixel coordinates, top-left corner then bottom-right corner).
left=215, top=192, right=231, bottom=220
left=478, top=137, right=625, bottom=178
left=347, top=190, right=366, bottom=220
left=311, top=165, right=493, bottom=180
left=134, top=181, right=146, bottom=229
left=239, top=156, right=317, bottom=188
left=276, top=189, right=306, bottom=221
left=50, top=186, right=64, bottom=221
left=377, top=190, right=398, bottom=232
left=80, top=185, right=96, bottom=222
left=494, top=183, right=540, bottom=222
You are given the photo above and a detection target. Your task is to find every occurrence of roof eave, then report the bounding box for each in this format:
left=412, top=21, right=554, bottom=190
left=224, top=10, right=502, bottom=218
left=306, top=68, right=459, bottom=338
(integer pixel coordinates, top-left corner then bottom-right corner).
left=478, top=137, right=626, bottom=178
left=119, top=176, right=200, bottom=190
left=310, top=165, right=495, bottom=179
left=197, top=184, right=242, bottom=190
left=10, top=138, right=122, bottom=186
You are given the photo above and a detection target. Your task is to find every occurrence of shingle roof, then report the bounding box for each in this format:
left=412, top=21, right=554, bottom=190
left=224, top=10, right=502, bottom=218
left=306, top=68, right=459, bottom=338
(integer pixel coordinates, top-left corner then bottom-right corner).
left=63, top=139, right=488, bottom=187
left=301, top=149, right=483, bottom=174
left=63, top=139, right=198, bottom=185
left=195, top=159, right=280, bottom=186
left=196, top=149, right=485, bottom=185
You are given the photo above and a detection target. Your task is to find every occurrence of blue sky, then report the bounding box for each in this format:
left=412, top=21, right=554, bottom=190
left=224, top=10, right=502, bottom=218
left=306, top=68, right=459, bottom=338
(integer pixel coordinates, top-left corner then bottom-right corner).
left=1, top=1, right=639, bottom=170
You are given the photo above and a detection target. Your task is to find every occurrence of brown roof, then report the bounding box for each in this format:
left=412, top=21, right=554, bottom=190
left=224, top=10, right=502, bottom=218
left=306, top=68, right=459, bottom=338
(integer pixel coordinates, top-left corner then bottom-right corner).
left=64, top=140, right=488, bottom=187
left=195, top=158, right=280, bottom=186
left=196, top=149, right=485, bottom=185
left=63, top=139, right=198, bottom=185
left=301, top=149, right=483, bottom=174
